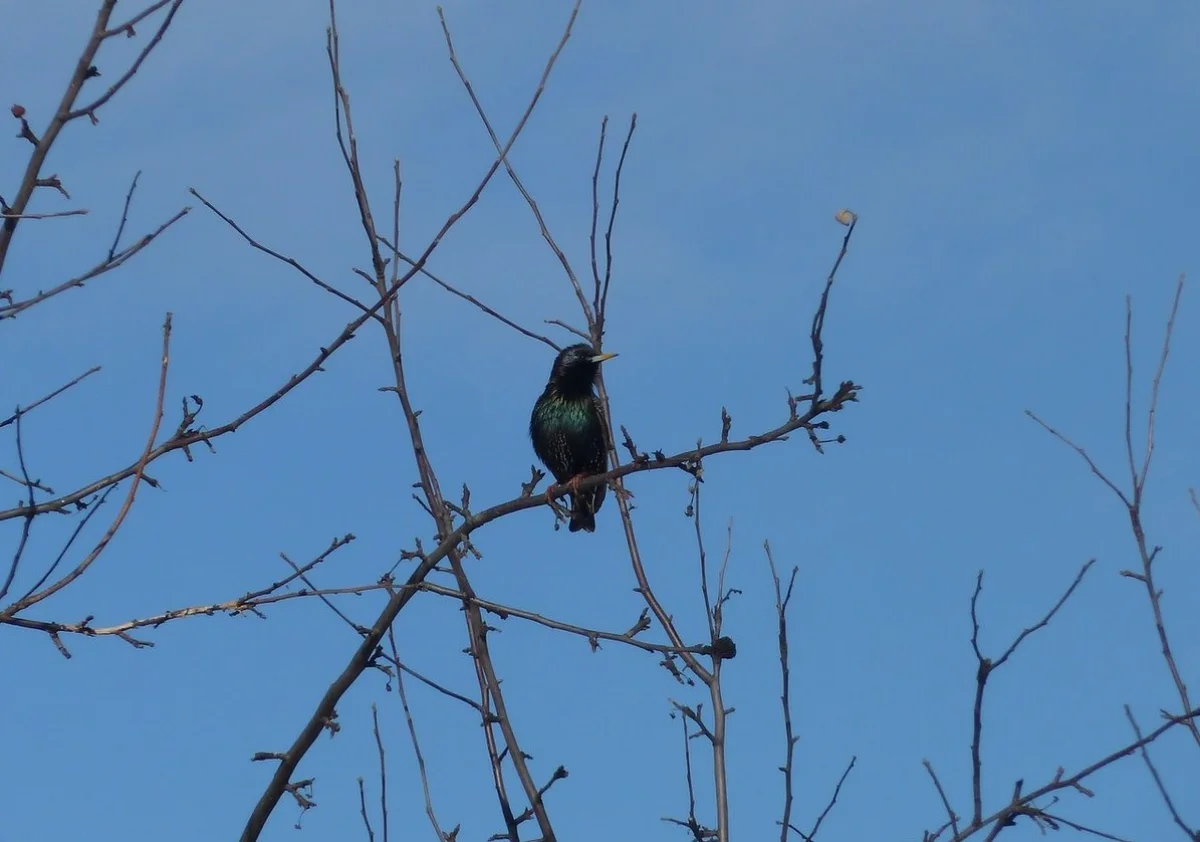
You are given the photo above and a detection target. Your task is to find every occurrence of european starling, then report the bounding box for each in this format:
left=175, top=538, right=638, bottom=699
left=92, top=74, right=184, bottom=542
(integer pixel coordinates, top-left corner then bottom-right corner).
left=529, top=343, right=617, bottom=532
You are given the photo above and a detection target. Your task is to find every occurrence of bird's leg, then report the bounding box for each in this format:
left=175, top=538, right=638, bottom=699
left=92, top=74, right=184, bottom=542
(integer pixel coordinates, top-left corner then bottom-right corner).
left=544, top=475, right=580, bottom=526
left=544, top=473, right=589, bottom=522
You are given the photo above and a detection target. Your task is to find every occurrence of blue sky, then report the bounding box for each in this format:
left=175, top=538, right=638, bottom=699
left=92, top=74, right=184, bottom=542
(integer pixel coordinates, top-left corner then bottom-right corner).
left=2, top=1, right=1198, bottom=840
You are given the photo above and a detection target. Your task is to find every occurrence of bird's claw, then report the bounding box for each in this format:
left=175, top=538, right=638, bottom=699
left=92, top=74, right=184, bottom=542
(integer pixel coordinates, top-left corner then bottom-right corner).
left=546, top=473, right=588, bottom=501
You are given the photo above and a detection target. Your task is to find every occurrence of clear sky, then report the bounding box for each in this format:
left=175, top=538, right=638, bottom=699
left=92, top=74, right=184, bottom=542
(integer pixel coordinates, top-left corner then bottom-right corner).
left=3, top=1, right=1198, bottom=840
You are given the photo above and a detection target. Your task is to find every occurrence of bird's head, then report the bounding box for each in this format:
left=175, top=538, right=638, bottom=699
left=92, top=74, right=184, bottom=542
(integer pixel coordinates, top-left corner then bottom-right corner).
left=546, top=343, right=618, bottom=394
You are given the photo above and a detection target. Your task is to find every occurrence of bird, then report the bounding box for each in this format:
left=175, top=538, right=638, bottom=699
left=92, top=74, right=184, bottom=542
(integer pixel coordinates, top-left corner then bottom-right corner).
left=529, top=343, right=618, bottom=532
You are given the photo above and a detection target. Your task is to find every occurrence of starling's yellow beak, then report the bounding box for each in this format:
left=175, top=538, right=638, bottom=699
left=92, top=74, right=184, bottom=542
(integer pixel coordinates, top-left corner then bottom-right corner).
left=590, top=352, right=618, bottom=363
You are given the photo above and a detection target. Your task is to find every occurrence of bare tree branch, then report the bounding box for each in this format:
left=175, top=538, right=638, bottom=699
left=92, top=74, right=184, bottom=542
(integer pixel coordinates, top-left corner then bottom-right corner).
left=387, top=627, right=454, bottom=842
left=967, top=560, right=1095, bottom=825
left=765, top=542, right=801, bottom=842
left=1124, top=705, right=1197, bottom=840
left=191, top=189, right=377, bottom=319
left=595, top=114, right=636, bottom=331
left=0, top=0, right=185, bottom=273
left=0, top=208, right=188, bottom=320
left=437, top=2, right=591, bottom=325
left=1, top=314, right=174, bottom=621
left=379, top=237, right=559, bottom=350
left=0, top=365, right=101, bottom=431
left=1029, top=275, right=1198, bottom=748
left=1, top=535, right=356, bottom=644
left=239, top=3, right=586, bottom=837
left=370, top=706, right=390, bottom=842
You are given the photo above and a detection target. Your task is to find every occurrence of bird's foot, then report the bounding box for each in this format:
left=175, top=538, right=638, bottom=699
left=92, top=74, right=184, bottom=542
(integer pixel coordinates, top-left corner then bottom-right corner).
left=546, top=473, right=589, bottom=500
left=565, top=472, right=589, bottom=496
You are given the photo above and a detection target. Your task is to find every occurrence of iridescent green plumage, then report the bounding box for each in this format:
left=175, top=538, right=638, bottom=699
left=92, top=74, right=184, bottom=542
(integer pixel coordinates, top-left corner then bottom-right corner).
left=529, top=343, right=616, bottom=532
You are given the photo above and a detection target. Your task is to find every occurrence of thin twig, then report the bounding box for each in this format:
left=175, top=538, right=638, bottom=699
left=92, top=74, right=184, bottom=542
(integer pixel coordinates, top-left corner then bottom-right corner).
left=1, top=314, right=173, bottom=619
left=388, top=627, right=451, bottom=842
left=357, top=778, right=376, bottom=842
left=108, top=170, right=141, bottom=259
left=694, top=482, right=715, bottom=638
left=390, top=656, right=483, bottom=716
left=802, top=757, right=856, bottom=842
left=596, top=114, right=636, bottom=332
left=370, top=706, right=390, bottom=842
left=106, top=0, right=177, bottom=35
left=1026, top=411, right=1131, bottom=507
left=806, top=214, right=857, bottom=411
left=278, top=551, right=360, bottom=631
left=380, top=237, right=559, bottom=350
left=1136, top=275, right=1184, bottom=492
left=3, top=534, right=357, bottom=643
left=0, top=366, right=102, bottom=429
left=1037, top=813, right=1134, bottom=842
left=68, top=0, right=186, bottom=121
left=415, top=580, right=718, bottom=657
left=923, top=760, right=960, bottom=839
left=437, top=1, right=592, bottom=327
left=0, top=414, right=37, bottom=603
left=0, top=468, right=53, bottom=494
left=1124, top=705, right=1197, bottom=839
left=588, top=117, right=607, bottom=306
left=0, top=209, right=87, bottom=220
left=662, top=714, right=712, bottom=842
left=993, top=559, right=1095, bottom=670
left=242, top=535, right=356, bottom=602
left=0, top=209, right=189, bottom=320
left=544, top=318, right=591, bottom=342
left=765, top=541, right=799, bottom=842
left=968, top=560, right=1094, bottom=825
left=191, top=189, right=376, bottom=318
left=688, top=480, right=731, bottom=842
left=15, top=486, right=116, bottom=605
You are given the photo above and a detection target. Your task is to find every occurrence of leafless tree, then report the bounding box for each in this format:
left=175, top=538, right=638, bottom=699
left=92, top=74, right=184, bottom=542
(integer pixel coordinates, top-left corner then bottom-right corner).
left=2, top=3, right=1195, bottom=842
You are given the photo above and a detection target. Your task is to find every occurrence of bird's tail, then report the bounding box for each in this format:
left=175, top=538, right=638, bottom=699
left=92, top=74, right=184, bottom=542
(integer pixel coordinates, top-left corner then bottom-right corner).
left=568, top=494, right=596, bottom=532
